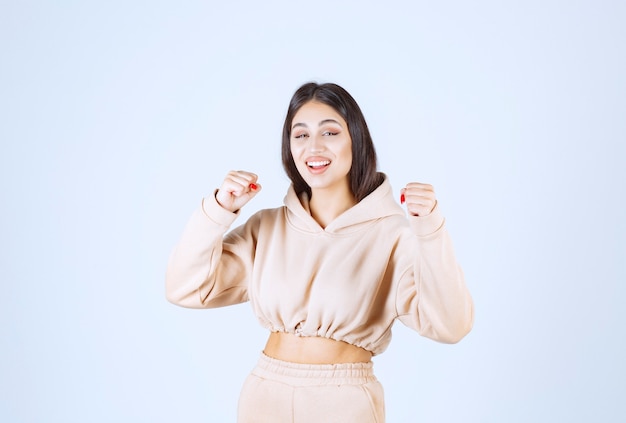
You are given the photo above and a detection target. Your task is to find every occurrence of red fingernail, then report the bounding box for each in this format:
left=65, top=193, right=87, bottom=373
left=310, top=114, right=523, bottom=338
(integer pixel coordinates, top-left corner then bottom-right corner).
left=400, top=193, right=405, bottom=204
left=249, top=183, right=258, bottom=190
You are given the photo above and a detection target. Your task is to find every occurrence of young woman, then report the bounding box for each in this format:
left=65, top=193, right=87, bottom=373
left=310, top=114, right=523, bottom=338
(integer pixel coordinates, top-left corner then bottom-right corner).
left=166, top=82, right=474, bottom=422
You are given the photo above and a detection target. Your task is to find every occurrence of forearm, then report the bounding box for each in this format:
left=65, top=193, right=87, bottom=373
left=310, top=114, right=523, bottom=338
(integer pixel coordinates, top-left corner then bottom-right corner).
left=165, top=196, right=240, bottom=308
left=397, top=205, right=474, bottom=343
left=414, top=226, right=474, bottom=343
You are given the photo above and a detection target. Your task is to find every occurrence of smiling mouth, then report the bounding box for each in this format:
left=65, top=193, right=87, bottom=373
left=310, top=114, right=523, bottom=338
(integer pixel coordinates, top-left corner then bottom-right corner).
left=307, top=160, right=331, bottom=169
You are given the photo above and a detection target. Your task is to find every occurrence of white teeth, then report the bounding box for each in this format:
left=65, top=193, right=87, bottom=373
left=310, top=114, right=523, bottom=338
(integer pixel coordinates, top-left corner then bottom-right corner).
left=307, top=160, right=330, bottom=167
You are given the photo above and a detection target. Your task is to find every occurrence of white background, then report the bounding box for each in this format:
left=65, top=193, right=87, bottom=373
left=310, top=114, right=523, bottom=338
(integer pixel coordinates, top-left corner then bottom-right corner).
left=1, top=1, right=624, bottom=422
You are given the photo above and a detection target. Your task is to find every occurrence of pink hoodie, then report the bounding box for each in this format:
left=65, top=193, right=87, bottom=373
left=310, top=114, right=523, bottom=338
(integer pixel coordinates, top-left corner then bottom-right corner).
left=166, top=175, right=474, bottom=355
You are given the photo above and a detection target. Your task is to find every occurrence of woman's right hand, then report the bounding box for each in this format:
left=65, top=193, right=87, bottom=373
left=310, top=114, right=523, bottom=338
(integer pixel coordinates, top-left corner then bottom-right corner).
left=214, top=170, right=261, bottom=213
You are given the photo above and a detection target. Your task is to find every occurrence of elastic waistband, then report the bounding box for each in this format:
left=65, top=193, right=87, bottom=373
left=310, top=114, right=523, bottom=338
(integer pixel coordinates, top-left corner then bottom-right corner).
left=252, top=352, right=376, bottom=386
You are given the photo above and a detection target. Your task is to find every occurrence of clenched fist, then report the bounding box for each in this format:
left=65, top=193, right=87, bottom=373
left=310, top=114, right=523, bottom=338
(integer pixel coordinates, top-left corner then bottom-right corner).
left=215, top=170, right=261, bottom=213
left=400, top=182, right=437, bottom=217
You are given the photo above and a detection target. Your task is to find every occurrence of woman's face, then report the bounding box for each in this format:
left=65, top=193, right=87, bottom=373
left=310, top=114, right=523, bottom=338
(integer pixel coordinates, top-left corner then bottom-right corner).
left=290, top=101, right=353, bottom=196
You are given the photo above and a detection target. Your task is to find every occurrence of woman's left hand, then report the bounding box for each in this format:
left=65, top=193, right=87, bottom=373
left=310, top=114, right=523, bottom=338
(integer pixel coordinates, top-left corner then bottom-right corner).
left=400, top=182, right=437, bottom=217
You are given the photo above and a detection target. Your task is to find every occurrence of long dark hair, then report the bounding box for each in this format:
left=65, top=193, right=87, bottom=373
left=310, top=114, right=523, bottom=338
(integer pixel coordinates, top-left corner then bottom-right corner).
left=281, top=82, right=383, bottom=202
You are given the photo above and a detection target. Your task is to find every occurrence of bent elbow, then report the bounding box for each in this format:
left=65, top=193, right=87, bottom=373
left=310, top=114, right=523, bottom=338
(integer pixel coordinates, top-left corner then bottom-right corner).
left=422, top=302, right=474, bottom=344
left=440, top=304, right=475, bottom=344
left=165, top=288, right=185, bottom=307
left=165, top=283, right=186, bottom=307
left=165, top=286, right=207, bottom=309
left=165, top=272, right=204, bottom=309
left=441, top=318, right=473, bottom=344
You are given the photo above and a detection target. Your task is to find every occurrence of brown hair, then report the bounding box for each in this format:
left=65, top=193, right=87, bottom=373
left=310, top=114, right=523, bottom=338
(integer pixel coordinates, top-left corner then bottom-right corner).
left=281, top=82, right=383, bottom=202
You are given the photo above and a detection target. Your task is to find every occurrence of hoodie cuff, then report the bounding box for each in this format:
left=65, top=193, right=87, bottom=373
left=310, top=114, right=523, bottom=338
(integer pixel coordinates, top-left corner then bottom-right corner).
left=200, top=190, right=240, bottom=228
left=408, top=202, right=445, bottom=237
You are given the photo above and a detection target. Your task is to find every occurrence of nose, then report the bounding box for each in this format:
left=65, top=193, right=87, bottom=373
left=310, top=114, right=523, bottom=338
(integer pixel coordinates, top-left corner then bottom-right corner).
left=309, top=134, right=324, bottom=152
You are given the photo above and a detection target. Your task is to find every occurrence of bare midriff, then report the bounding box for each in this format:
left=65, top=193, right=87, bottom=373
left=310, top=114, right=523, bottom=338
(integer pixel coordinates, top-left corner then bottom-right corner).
left=263, top=332, right=372, bottom=364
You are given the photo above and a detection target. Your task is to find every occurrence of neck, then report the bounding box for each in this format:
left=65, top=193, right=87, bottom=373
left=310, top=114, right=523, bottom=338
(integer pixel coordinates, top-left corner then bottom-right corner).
left=309, top=186, right=356, bottom=229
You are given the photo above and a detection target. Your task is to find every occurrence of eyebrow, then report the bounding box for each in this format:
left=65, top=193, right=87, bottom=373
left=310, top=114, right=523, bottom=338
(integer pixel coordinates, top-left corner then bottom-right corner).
left=292, top=119, right=343, bottom=129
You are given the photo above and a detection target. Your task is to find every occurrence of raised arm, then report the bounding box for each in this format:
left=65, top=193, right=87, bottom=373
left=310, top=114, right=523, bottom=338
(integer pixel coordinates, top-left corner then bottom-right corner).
left=396, top=182, right=474, bottom=343
left=165, top=171, right=261, bottom=308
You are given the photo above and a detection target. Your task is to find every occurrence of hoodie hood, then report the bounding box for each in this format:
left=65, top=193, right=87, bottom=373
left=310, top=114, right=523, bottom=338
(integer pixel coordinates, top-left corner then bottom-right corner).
left=283, top=173, right=405, bottom=234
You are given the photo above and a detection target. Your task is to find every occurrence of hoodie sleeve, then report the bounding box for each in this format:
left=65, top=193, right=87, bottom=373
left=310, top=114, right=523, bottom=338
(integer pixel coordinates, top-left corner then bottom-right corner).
left=395, top=204, right=474, bottom=343
left=165, top=193, right=257, bottom=309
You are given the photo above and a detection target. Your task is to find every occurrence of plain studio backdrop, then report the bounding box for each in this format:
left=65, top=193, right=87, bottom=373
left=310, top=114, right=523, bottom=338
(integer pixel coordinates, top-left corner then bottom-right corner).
left=1, top=1, right=624, bottom=422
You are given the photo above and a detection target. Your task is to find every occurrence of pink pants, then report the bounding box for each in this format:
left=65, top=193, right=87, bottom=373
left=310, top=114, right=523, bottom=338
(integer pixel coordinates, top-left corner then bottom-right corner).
left=237, top=353, right=385, bottom=423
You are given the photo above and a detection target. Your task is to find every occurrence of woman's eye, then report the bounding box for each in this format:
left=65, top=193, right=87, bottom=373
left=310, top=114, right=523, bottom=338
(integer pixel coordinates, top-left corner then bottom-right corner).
left=323, top=131, right=339, bottom=136
left=293, top=133, right=308, bottom=139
